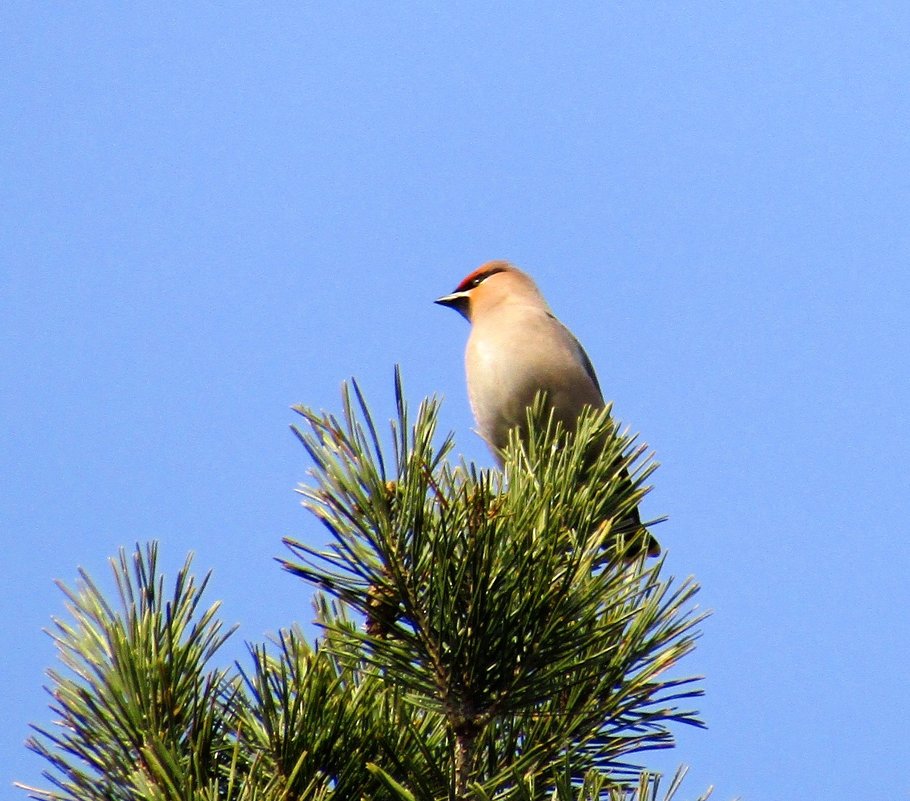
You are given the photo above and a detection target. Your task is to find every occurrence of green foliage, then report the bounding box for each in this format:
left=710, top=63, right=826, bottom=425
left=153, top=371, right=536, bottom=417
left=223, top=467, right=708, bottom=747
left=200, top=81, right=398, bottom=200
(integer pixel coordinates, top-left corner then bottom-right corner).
left=21, top=545, right=237, bottom=801
left=21, top=371, right=711, bottom=801
left=234, top=603, right=449, bottom=801
left=281, top=371, right=706, bottom=798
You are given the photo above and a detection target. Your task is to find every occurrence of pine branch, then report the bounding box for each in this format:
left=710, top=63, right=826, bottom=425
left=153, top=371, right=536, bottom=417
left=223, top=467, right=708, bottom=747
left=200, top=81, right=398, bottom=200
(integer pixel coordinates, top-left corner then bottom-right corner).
left=234, top=602, right=449, bottom=800
left=19, top=544, right=238, bottom=801
left=281, top=369, right=708, bottom=797
left=21, top=370, right=715, bottom=801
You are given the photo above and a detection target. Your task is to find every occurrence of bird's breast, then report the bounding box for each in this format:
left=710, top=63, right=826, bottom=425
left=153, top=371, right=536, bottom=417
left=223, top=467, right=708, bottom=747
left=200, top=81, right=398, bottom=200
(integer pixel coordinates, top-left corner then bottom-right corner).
left=465, top=312, right=603, bottom=453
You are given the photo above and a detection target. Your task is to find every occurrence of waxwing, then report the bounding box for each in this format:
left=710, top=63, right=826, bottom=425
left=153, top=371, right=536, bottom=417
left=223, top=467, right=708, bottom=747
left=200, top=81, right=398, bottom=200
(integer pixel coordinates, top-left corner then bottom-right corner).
left=436, top=260, right=660, bottom=557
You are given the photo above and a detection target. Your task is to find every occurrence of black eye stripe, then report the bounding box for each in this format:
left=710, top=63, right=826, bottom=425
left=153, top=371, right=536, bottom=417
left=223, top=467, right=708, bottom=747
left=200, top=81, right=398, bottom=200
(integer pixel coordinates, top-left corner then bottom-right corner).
left=455, top=264, right=509, bottom=293
left=468, top=266, right=504, bottom=289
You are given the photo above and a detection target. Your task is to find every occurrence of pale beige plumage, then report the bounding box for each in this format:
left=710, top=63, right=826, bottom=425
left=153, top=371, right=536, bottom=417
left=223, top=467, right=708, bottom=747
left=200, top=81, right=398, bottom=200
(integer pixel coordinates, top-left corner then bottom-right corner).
left=436, top=260, right=659, bottom=557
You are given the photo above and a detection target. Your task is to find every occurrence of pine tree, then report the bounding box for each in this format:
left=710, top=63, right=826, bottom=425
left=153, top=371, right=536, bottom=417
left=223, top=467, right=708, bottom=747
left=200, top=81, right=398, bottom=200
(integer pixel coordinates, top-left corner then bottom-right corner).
left=19, top=371, right=710, bottom=801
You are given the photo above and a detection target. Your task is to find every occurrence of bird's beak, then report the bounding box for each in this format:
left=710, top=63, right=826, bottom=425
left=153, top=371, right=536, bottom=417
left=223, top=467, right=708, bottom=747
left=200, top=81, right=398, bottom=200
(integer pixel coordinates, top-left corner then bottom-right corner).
left=434, top=291, right=468, bottom=308
left=435, top=290, right=471, bottom=320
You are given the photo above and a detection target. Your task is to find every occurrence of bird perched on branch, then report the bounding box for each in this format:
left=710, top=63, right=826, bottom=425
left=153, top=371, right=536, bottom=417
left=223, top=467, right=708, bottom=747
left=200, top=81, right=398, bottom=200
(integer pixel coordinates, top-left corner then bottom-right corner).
left=435, top=260, right=660, bottom=558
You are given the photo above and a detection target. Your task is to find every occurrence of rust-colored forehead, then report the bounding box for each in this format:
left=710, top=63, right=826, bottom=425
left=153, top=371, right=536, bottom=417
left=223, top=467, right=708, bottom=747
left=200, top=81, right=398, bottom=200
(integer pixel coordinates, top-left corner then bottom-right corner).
left=454, top=260, right=512, bottom=292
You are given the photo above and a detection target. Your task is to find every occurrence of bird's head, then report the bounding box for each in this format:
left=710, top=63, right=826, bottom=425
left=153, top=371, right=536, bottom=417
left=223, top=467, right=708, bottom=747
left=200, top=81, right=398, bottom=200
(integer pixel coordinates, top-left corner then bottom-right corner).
left=435, top=261, right=545, bottom=322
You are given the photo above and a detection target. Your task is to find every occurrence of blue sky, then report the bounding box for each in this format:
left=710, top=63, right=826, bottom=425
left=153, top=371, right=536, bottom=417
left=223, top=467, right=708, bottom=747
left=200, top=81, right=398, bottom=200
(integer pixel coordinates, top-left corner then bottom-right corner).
left=3, top=4, right=909, bottom=799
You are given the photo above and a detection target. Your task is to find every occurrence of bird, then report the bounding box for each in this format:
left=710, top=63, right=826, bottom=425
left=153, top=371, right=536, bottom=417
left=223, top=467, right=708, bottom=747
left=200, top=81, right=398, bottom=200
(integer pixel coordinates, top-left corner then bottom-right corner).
left=435, top=260, right=660, bottom=557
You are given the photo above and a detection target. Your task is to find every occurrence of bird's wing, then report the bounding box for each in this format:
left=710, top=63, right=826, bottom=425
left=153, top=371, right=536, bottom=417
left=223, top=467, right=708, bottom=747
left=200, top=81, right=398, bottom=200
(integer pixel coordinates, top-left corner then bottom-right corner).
left=549, top=313, right=604, bottom=399
left=575, top=337, right=603, bottom=398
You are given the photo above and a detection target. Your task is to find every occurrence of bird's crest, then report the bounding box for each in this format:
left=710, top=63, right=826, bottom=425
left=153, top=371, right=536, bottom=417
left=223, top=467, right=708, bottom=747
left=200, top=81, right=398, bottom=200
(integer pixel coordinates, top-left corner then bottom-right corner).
left=454, top=261, right=511, bottom=292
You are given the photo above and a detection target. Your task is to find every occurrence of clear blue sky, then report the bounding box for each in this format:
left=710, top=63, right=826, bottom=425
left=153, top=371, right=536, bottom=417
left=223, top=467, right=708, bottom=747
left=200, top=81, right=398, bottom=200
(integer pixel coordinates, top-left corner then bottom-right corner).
left=3, top=4, right=908, bottom=799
